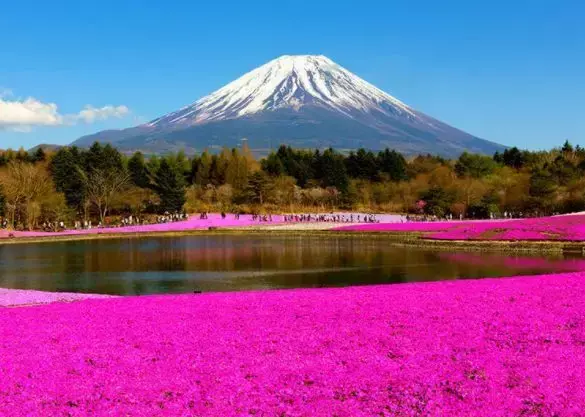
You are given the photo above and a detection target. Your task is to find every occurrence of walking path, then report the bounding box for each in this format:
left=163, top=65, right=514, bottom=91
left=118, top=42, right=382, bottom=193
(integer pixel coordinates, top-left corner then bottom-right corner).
left=0, top=288, right=114, bottom=307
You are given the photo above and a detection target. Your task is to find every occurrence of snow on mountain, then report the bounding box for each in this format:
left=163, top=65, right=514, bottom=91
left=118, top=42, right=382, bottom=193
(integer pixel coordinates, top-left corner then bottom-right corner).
left=146, top=55, right=421, bottom=127
left=72, top=55, right=505, bottom=157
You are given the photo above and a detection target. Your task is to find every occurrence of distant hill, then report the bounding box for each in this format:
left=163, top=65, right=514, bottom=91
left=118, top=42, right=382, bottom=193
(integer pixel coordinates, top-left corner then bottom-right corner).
left=28, top=144, right=63, bottom=153
left=72, top=55, right=506, bottom=157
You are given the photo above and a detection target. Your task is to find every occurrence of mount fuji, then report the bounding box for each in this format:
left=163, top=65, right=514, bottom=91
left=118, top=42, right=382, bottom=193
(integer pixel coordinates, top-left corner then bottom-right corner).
left=72, top=55, right=505, bottom=157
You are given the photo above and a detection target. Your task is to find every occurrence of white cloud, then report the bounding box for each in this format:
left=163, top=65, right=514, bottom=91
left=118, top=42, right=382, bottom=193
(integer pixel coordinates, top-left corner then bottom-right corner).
left=0, top=87, right=13, bottom=98
left=0, top=94, right=131, bottom=132
left=76, top=105, right=130, bottom=123
left=0, top=97, right=63, bottom=129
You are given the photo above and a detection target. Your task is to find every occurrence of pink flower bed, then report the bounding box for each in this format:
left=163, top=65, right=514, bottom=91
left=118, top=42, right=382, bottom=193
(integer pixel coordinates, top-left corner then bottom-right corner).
left=0, top=214, right=283, bottom=239
left=1, top=273, right=584, bottom=415
left=336, top=215, right=585, bottom=241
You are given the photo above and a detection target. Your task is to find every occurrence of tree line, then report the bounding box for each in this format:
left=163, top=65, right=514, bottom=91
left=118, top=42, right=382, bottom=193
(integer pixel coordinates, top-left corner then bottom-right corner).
left=0, top=140, right=583, bottom=230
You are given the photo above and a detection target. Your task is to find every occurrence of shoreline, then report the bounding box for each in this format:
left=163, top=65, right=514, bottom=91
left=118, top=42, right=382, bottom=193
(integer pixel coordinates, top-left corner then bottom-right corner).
left=2, top=226, right=585, bottom=254
left=4, top=212, right=585, bottom=253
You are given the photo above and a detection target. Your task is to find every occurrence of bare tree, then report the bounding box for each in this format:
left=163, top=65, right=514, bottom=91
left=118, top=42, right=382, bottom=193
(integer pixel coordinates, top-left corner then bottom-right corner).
left=0, top=161, right=53, bottom=230
left=81, top=168, right=130, bottom=224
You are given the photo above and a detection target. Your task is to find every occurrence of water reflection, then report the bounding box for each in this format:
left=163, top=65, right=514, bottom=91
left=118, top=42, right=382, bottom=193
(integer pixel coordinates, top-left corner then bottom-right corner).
left=0, top=235, right=581, bottom=295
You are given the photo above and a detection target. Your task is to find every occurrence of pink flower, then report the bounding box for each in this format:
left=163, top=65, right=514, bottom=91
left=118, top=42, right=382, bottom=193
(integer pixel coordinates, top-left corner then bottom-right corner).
left=336, top=215, right=585, bottom=242
left=1, top=273, right=583, bottom=415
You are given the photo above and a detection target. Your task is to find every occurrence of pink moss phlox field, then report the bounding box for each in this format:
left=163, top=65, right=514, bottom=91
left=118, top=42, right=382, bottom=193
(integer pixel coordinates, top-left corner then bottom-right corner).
left=0, top=214, right=283, bottom=239
left=0, top=289, right=114, bottom=307
left=1, top=274, right=585, bottom=416
left=336, top=215, right=585, bottom=241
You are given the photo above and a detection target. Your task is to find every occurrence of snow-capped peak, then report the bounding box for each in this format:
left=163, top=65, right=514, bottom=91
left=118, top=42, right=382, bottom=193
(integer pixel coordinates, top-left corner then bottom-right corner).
left=146, top=54, right=419, bottom=127
left=74, top=54, right=505, bottom=157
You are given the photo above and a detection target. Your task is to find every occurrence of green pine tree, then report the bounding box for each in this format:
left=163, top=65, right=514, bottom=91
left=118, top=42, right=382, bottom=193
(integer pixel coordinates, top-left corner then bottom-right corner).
left=246, top=171, right=272, bottom=204
left=49, top=147, right=86, bottom=210
left=31, top=147, right=46, bottom=163
left=128, top=152, right=151, bottom=188
left=378, top=149, right=408, bottom=181
left=320, top=148, right=349, bottom=193
left=154, top=159, right=186, bottom=212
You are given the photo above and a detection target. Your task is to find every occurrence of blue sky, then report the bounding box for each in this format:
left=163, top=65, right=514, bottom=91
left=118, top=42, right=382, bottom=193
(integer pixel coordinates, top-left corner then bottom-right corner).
left=1, top=0, right=583, bottom=150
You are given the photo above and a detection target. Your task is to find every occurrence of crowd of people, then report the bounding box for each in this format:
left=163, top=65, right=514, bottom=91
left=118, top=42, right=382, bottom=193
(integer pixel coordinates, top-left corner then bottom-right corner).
left=156, top=212, right=189, bottom=224
left=199, top=212, right=380, bottom=223
left=0, top=212, right=385, bottom=230
left=22, top=212, right=190, bottom=232
left=40, top=221, right=67, bottom=232
left=250, top=214, right=274, bottom=222
left=3, top=210, right=550, bottom=233
left=403, top=211, right=556, bottom=223
left=405, top=214, right=460, bottom=222
left=283, top=213, right=379, bottom=223
left=197, top=212, right=274, bottom=222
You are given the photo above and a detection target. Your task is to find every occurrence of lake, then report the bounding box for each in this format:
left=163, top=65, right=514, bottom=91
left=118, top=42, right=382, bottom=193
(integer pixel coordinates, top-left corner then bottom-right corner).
left=0, top=234, right=582, bottom=295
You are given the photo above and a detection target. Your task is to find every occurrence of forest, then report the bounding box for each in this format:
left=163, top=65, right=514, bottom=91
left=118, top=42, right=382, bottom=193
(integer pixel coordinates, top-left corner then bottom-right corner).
left=0, top=140, right=583, bottom=230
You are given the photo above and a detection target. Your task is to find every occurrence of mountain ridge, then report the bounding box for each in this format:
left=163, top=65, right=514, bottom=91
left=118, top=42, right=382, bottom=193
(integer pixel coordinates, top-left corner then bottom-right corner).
left=72, top=55, right=505, bottom=157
